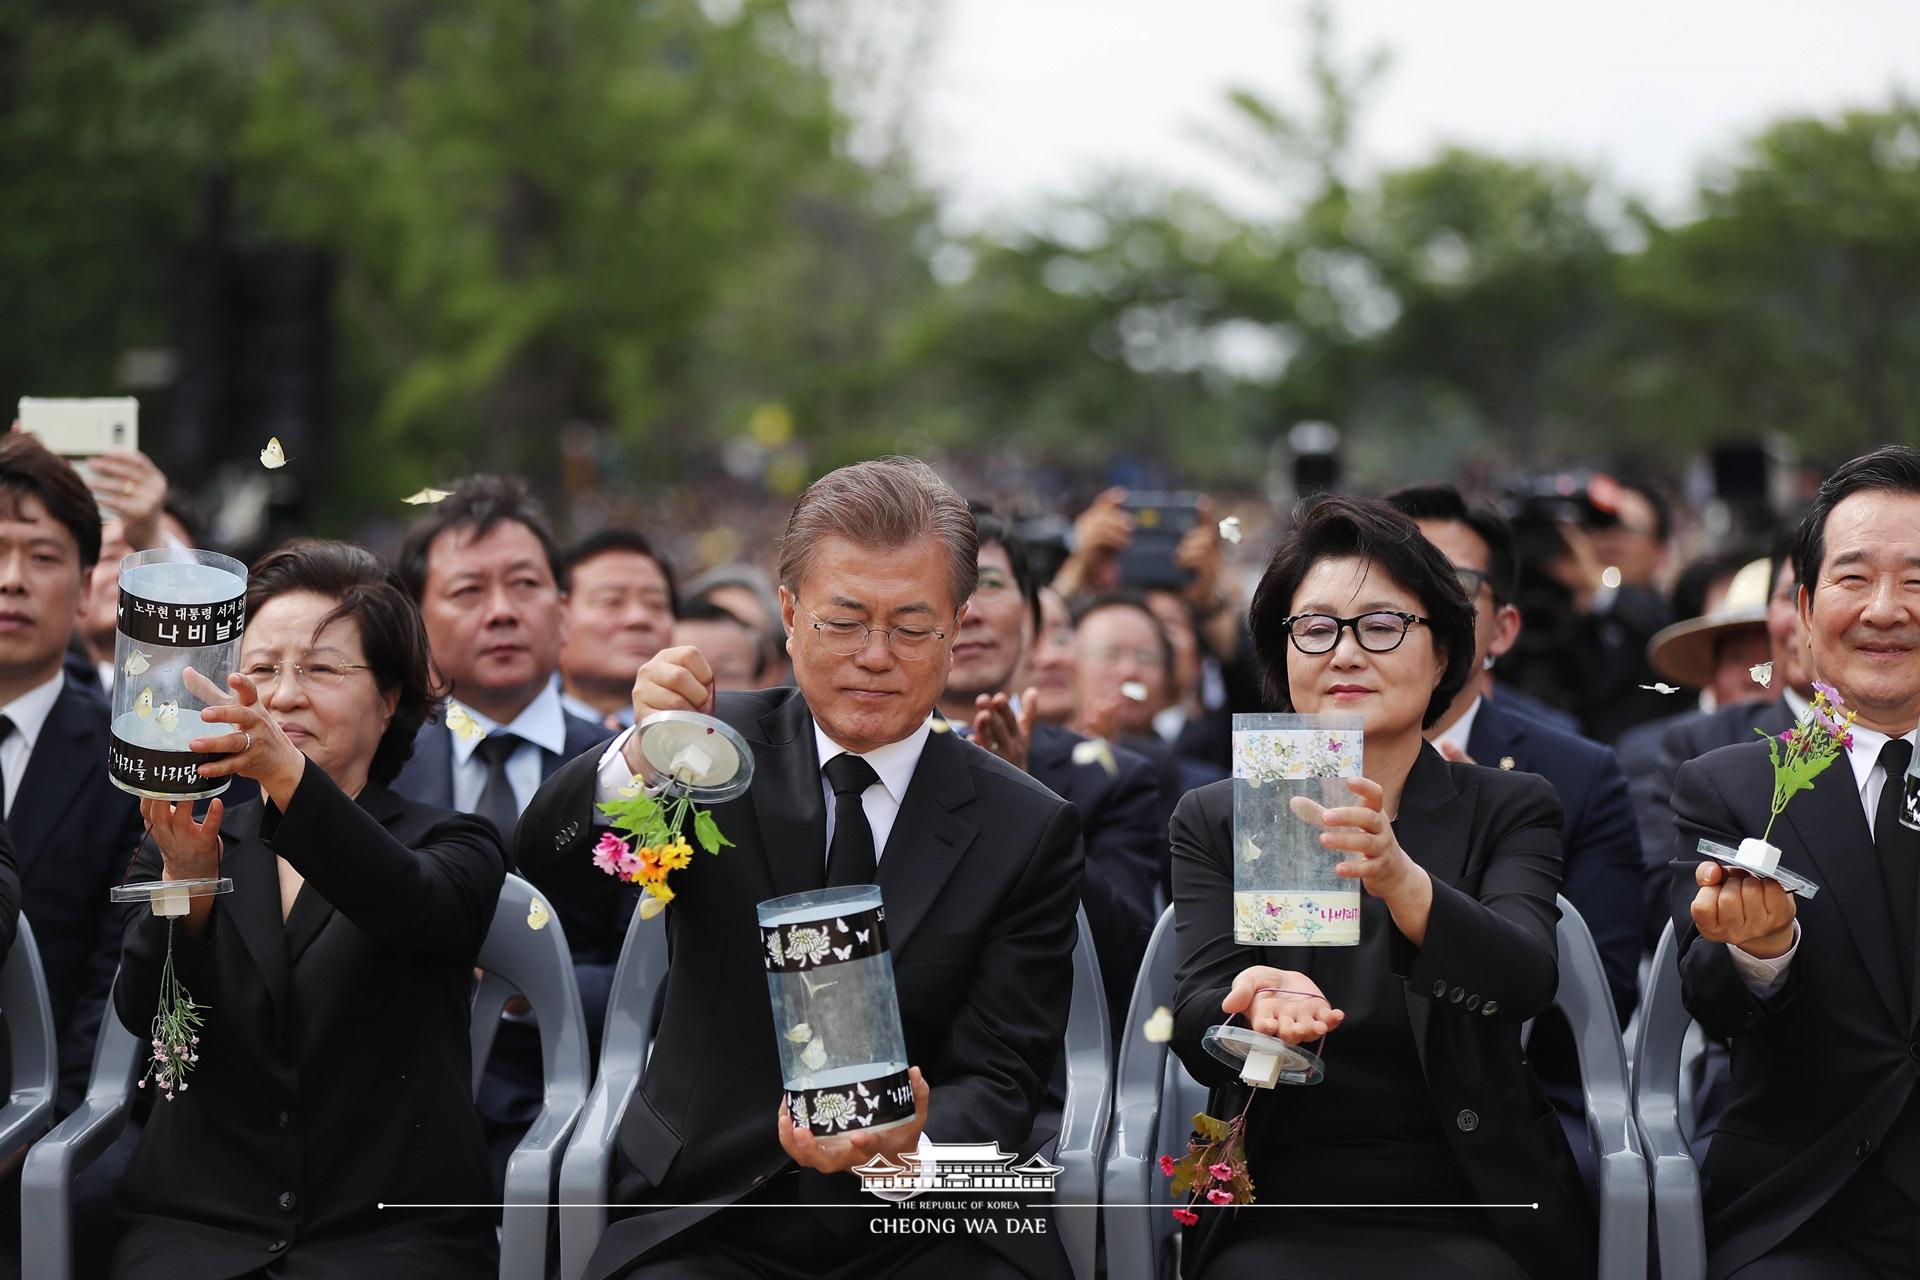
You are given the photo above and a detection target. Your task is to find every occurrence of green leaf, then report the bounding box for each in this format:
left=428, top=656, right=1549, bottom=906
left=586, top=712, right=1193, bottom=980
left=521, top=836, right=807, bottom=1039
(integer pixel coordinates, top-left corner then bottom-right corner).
left=693, top=808, right=734, bottom=855
left=1192, top=1112, right=1231, bottom=1142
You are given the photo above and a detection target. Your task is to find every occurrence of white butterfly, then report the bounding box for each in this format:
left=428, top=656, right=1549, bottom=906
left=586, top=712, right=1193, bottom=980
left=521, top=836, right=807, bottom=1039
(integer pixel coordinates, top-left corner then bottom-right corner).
left=259, top=437, right=289, bottom=469
left=856, top=929, right=870, bottom=945
left=1120, top=681, right=1149, bottom=702
left=122, top=648, right=151, bottom=678
left=856, top=1082, right=871, bottom=1098
left=526, top=899, right=551, bottom=931
left=402, top=488, right=452, bottom=506
left=1750, top=661, right=1774, bottom=689
left=445, top=704, right=485, bottom=743
left=1240, top=836, right=1262, bottom=865
left=831, top=945, right=853, bottom=960
left=1639, top=683, right=1681, bottom=695
left=134, top=685, right=155, bottom=719
left=785, top=1023, right=814, bottom=1044
left=1217, top=515, right=1243, bottom=545
left=1142, top=1005, right=1175, bottom=1044
left=800, top=1038, right=829, bottom=1071
left=835, top=918, right=848, bottom=933
left=155, top=699, right=180, bottom=734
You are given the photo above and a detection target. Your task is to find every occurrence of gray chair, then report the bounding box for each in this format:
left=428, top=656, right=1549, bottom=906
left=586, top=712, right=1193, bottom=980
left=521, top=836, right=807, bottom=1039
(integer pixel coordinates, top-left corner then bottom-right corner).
left=22, top=874, right=588, bottom=1280
left=555, top=905, right=1112, bottom=1280
left=1103, top=899, right=1649, bottom=1280
left=473, top=873, right=594, bottom=1280
left=1633, top=921, right=1707, bottom=1280
left=557, top=900, right=669, bottom=1280
left=0, top=916, right=58, bottom=1166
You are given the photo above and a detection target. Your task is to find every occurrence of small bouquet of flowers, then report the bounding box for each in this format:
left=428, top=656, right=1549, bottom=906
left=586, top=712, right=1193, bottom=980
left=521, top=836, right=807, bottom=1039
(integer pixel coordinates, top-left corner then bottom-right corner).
left=1161, top=1104, right=1255, bottom=1225
left=1699, top=679, right=1854, bottom=896
left=593, top=786, right=733, bottom=919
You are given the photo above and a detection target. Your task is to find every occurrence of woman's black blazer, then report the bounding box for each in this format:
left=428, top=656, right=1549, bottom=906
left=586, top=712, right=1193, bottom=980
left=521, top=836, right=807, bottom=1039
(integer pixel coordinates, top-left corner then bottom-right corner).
left=111, top=767, right=506, bottom=1280
left=1169, top=744, right=1594, bottom=1280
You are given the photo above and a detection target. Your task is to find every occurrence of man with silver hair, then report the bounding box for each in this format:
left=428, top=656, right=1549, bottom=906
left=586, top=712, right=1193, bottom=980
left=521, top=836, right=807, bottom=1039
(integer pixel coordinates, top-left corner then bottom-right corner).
left=521, top=457, right=1085, bottom=1278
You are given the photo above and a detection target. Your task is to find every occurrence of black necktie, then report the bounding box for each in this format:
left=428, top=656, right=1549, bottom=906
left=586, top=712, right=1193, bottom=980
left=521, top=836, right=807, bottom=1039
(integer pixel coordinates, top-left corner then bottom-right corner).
left=0, top=715, right=14, bottom=819
left=823, top=753, right=880, bottom=888
left=474, top=732, right=525, bottom=841
left=1874, top=738, right=1918, bottom=1003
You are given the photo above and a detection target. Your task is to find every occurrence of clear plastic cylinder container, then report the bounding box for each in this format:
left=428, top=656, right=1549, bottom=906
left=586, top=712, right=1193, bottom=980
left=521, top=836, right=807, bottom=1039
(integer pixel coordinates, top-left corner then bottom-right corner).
left=758, top=885, right=915, bottom=1136
left=108, top=547, right=248, bottom=801
left=1230, top=712, right=1364, bottom=945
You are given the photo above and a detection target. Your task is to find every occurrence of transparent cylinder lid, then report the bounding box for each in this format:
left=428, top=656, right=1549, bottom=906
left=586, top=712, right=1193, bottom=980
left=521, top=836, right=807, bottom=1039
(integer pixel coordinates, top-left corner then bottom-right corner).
left=1203, top=1024, right=1326, bottom=1088
left=633, top=711, right=754, bottom=804
left=758, top=885, right=915, bottom=1136
left=112, top=878, right=234, bottom=918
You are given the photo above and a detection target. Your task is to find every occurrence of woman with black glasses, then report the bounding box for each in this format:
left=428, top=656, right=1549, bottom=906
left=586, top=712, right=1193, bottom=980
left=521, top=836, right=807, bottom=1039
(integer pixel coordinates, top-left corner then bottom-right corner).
left=1168, top=494, right=1592, bottom=1279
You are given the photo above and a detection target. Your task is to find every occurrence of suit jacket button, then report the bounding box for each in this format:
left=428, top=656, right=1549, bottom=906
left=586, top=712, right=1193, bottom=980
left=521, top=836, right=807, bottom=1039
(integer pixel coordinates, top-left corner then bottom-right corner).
left=267, top=1241, right=288, bottom=1254
left=1450, top=987, right=1466, bottom=1004
left=1910, top=1042, right=1920, bottom=1063
left=1432, top=980, right=1448, bottom=998
left=1481, top=1001, right=1498, bottom=1016
left=1456, top=1109, right=1479, bottom=1133
left=278, top=1109, right=296, bottom=1131
left=277, top=1191, right=297, bottom=1212
left=1465, top=995, right=1480, bottom=1011
left=1856, top=1140, right=1873, bottom=1159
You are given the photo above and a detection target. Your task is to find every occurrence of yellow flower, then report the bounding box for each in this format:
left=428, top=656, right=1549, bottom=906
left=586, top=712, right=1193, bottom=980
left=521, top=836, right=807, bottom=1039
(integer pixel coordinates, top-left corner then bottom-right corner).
left=644, top=880, right=675, bottom=905
left=660, top=842, right=693, bottom=871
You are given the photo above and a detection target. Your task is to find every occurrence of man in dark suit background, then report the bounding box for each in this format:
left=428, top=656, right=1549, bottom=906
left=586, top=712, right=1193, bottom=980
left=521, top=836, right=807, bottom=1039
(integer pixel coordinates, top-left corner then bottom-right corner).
left=1672, top=445, right=1920, bottom=1276
left=390, top=475, right=618, bottom=1184
left=520, top=458, right=1085, bottom=1278
left=1388, top=483, right=1644, bottom=1188
left=0, top=436, right=129, bottom=1108
left=937, top=511, right=1162, bottom=1033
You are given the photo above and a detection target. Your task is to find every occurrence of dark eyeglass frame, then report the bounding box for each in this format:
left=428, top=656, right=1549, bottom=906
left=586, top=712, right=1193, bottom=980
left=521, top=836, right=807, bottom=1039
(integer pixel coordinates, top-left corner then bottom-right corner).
left=1453, top=566, right=1489, bottom=598
left=1278, top=610, right=1427, bottom=655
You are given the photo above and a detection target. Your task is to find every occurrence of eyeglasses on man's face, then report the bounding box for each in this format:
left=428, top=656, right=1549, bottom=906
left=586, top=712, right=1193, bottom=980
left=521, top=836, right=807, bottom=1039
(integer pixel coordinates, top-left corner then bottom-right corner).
left=240, top=659, right=374, bottom=690
left=803, top=607, right=949, bottom=661
left=1453, top=566, right=1489, bottom=599
left=1279, top=611, right=1426, bottom=655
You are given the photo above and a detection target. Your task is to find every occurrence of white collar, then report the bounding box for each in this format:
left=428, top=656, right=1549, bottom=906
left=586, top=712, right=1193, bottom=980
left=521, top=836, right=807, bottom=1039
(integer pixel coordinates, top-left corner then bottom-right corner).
left=450, top=681, right=569, bottom=765
left=812, top=714, right=934, bottom=806
left=1432, top=694, right=1483, bottom=756
left=1782, top=686, right=1811, bottom=721
left=1844, top=719, right=1920, bottom=794
left=0, top=669, right=68, bottom=755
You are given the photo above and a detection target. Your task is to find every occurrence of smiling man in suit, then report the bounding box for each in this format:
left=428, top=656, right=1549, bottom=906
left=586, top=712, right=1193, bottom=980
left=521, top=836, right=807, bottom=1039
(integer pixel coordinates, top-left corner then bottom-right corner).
left=520, top=458, right=1084, bottom=1279
left=1672, top=445, right=1920, bottom=1277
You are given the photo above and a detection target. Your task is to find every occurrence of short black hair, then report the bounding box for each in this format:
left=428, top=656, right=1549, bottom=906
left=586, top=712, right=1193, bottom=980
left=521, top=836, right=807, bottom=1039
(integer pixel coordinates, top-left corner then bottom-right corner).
left=1248, top=492, right=1476, bottom=729
left=676, top=597, right=767, bottom=678
left=0, top=433, right=101, bottom=570
left=397, top=475, right=564, bottom=601
left=1072, top=590, right=1174, bottom=676
left=246, top=539, right=444, bottom=785
left=1614, top=475, right=1672, bottom=542
left=1382, top=482, right=1519, bottom=605
left=971, top=509, right=1040, bottom=641
left=1793, top=446, right=1920, bottom=603
left=561, top=528, right=679, bottom=615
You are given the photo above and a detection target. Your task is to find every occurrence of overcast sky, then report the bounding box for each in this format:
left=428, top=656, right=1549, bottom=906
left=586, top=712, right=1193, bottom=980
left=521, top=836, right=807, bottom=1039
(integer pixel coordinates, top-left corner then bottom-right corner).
left=905, top=0, right=1920, bottom=228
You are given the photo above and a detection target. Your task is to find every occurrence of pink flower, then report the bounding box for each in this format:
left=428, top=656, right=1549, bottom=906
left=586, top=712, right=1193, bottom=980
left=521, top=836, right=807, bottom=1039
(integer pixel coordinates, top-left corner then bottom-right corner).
left=1207, top=1188, right=1234, bottom=1205
left=1842, top=733, right=1855, bottom=749
left=1778, top=729, right=1796, bottom=745
left=1813, top=679, right=1840, bottom=704
left=1172, top=1208, right=1199, bottom=1226
left=616, top=850, right=644, bottom=879
left=1208, top=1161, right=1234, bottom=1182
left=1158, top=1155, right=1177, bottom=1176
left=592, top=832, right=632, bottom=877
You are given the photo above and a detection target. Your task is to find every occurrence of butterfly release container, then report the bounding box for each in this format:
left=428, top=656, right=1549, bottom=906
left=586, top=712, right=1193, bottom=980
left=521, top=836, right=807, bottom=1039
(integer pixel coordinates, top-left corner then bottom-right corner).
left=1230, top=712, right=1365, bottom=946
left=108, top=547, right=248, bottom=802
left=758, top=885, right=914, bottom=1137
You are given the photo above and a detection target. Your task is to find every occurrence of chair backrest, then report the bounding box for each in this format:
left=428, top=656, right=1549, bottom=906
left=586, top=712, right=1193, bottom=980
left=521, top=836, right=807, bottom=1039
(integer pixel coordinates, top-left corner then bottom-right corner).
left=1552, top=895, right=1649, bottom=1280
left=1633, top=921, right=1707, bottom=1280
left=470, top=874, right=592, bottom=1102
left=0, top=915, right=58, bottom=1160
left=1101, top=904, right=1183, bottom=1280
left=1054, top=907, right=1112, bottom=1280
left=597, top=891, right=671, bottom=1074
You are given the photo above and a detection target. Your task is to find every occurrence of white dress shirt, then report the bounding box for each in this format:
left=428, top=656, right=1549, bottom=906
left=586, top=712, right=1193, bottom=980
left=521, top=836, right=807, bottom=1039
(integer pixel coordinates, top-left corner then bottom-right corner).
left=450, top=683, right=569, bottom=818
left=1432, top=694, right=1485, bottom=759
left=0, top=670, right=67, bottom=820
left=1729, top=715, right=1919, bottom=994
left=594, top=710, right=936, bottom=872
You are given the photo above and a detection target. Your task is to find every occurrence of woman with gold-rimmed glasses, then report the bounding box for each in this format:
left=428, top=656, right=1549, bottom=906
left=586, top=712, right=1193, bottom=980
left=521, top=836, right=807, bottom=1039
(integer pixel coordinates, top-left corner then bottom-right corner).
left=112, top=539, right=505, bottom=1280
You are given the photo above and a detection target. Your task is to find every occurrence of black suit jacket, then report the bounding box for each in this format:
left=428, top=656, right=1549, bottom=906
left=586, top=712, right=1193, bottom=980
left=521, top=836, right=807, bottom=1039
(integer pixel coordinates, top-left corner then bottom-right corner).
left=1669, top=740, right=1920, bottom=1278
left=518, top=687, right=1086, bottom=1279
left=1467, top=696, right=1641, bottom=1022
left=111, top=769, right=505, bottom=1280
left=1169, top=746, right=1592, bottom=1279
left=1027, top=721, right=1163, bottom=1032
left=7, top=675, right=142, bottom=1110
left=1634, top=698, right=1795, bottom=950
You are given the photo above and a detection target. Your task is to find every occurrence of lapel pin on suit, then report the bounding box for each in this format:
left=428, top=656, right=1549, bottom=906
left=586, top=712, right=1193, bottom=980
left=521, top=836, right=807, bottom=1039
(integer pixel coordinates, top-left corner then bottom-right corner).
left=1499, top=756, right=1516, bottom=771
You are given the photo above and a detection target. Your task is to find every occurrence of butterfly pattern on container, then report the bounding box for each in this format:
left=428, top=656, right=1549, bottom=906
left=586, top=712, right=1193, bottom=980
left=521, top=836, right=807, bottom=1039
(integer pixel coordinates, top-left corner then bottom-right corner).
left=1233, top=730, right=1357, bottom=785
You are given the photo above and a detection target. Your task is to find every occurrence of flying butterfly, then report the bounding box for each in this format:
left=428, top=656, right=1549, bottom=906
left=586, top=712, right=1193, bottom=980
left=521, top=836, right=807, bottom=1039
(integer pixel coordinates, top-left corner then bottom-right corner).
left=259, top=437, right=289, bottom=469
left=1639, top=683, right=1681, bottom=695
left=1749, top=661, right=1774, bottom=689
left=1217, top=515, right=1243, bottom=545
left=122, top=648, right=152, bottom=678
left=526, top=898, right=551, bottom=931
left=402, top=488, right=452, bottom=506
left=445, top=704, right=486, bottom=743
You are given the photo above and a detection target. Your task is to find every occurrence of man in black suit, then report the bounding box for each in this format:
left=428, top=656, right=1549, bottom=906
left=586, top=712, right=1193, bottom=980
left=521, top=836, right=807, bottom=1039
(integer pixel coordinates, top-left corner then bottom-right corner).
left=520, top=458, right=1085, bottom=1279
left=0, top=436, right=127, bottom=1107
left=390, top=475, right=617, bottom=1184
left=937, top=512, right=1162, bottom=1032
left=1672, top=446, right=1920, bottom=1277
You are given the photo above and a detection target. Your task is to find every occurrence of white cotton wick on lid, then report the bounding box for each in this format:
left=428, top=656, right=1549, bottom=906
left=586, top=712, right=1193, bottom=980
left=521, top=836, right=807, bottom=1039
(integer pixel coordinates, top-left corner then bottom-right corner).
left=1734, top=837, right=1782, bottom=874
